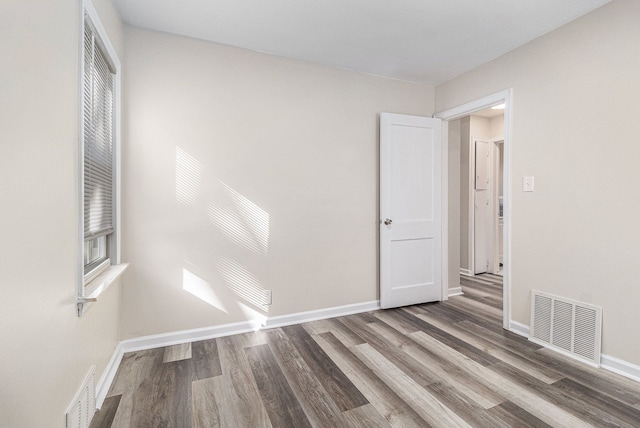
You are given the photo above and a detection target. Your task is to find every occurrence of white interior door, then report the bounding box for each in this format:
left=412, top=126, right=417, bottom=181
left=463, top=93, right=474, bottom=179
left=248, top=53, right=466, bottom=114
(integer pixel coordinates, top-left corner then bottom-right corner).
left=380, top=113, right=442, bottom=309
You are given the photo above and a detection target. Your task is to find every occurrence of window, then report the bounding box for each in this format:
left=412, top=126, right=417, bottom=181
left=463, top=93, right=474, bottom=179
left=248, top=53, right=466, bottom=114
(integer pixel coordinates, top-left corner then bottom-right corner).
left=81, top=2, right=121, bottom=286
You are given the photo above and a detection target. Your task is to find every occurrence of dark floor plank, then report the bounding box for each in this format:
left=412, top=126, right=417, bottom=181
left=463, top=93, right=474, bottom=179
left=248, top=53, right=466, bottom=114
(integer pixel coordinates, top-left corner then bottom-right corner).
left=413, top=310, right=564, bottom=384
left=424, top=382, right=512, bottom=428
left=536, top=348, right=640, bottom=408
left=265, top=328, right=348, bottom=427
left=372, top=312, right=507, bottom=409
left=106, top=348, right=165, bottom=426
left=245, top=343, right=312, bottom=428
left=350, top=342, right=471, bottom=427
left=89, top=395, right=121, bottom=428
left=216, top=334, right=272, bottom=427
left=458, top=286, right=503, bottom=309
left=489, top=361, right=634, bottom=427
left=314, top=331, right=429, bottom=427
left=488, top=400, right=552, bottom=428
left=336, top=314, right=439, bottom=387
left=191, top=338, right=222, bottom=380
left=392, top=307, right=501, bottom=366
left=129, top=359, right=192, bottom=427
left=552, top=377, right=640, bottom=427
left=108, top=348, right=165, bottom=397
left=342, top=404, right=392, bottom=427
left=282, top=323, right=369, bottom=411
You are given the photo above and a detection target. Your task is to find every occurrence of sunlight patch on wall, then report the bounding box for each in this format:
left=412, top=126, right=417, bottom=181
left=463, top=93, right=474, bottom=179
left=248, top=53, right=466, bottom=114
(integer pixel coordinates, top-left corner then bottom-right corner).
left=216, top=257, right=269, bottom=312
left=207, top=204, right=263, bottom=254
left=207, top=181, right=270, bottom=255
left=182, top=268, right=228, bottom=312
left=238, top=302, right=268, bottom=331
left=175, top=147, right=202, bottom=205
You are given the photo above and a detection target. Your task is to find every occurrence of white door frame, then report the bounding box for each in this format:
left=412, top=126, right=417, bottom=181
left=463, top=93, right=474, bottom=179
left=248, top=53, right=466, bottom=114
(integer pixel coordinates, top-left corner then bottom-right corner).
left=491, top=138, right=505, bottom=275
left=435, top=89, right=512, bottom=330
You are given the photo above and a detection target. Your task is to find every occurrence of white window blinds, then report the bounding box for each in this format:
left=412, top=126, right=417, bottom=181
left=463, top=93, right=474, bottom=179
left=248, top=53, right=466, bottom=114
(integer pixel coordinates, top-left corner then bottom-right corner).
left=83, top=22, right=114, bottom=240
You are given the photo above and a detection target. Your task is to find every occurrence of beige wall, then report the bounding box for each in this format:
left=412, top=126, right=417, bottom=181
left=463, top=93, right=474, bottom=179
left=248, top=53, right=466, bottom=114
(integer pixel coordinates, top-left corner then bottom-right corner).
left=490, top=114, right=505, bottom=139
left=437, top=0, right=640, bottom=365
left=0, top=0, right=124, bottom=426
left=470, top=115, right=491, bottom=140
left=121, top=27, right=434, bottom=338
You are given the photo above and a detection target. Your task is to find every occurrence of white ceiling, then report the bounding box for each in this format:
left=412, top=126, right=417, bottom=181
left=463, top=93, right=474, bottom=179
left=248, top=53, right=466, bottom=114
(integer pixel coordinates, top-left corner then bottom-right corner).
left=113, top=0, right=611, bottom=85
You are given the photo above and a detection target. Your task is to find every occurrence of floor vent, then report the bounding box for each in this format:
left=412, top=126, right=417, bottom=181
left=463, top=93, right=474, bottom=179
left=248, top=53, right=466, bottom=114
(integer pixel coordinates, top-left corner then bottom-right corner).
left=530, top=290, right=602, bottom=366
left=66, top=366, right=96, bottom=428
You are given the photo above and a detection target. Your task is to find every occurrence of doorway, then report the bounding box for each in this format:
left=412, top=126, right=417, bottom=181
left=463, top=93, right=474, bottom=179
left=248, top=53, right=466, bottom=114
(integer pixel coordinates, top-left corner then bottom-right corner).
left=468, top=116, right=504, bottom=277
left=435, top=89, right=512, bottom=330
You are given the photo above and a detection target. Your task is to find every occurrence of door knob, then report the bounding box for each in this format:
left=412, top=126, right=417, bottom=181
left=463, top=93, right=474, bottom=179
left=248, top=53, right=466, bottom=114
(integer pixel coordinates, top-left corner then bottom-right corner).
left=383, top=218, right=393, bottom=226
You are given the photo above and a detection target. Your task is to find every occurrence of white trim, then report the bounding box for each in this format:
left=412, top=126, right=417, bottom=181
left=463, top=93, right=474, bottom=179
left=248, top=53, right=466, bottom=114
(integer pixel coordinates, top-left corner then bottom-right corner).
left=435, top=89, right=513, bottom=330
left=448, top=287, right=464, bottom=297
left=435, top=91, right=509, bottom=121
left=83, top=258, right=111, bottom=285
left=532, top=338, right=600, bottom=368
left=509, top=320, right=530, bottom=338
left=491, top=138, right=504, bottom=274
left=81, top=263, right=130, bottom=316
left=119, top=300, right=380, bottom=353
left=459, top=268, right=473, bottom=277
left=95, top=345, right=124, bottom=409
left=441, top=120, right=449, bottom=301
left=264, top=301, right=380, bottom=329
left=601, top=354, right=640, bottom=383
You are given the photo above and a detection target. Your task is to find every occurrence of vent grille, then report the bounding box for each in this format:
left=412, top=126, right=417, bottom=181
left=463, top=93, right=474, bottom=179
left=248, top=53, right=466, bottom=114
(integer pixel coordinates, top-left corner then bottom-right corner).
left=66, top=366, right=96, bottom=428
left=530, top=291, right=602, bottom=366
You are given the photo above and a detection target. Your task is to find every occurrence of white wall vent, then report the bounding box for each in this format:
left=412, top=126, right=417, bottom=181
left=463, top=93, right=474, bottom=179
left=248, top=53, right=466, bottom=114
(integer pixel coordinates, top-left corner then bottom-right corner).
left=530, top=290, right=602, bottom=366
left=66, top=366, right=96, bottom=428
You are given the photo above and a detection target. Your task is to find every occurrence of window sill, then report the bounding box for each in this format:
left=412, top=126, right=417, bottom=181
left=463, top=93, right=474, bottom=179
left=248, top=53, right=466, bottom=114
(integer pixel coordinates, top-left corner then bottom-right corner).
left=79, top=263, right=129, bottom=316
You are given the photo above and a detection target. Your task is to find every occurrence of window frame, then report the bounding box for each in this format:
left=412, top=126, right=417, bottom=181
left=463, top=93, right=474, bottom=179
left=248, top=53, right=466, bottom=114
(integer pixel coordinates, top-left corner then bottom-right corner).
left=78, top=0, right=123, bottom=314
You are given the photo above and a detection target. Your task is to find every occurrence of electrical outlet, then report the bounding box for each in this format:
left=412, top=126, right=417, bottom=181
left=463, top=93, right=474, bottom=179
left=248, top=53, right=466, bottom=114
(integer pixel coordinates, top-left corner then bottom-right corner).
left=523, top=176, right=535, bottom=192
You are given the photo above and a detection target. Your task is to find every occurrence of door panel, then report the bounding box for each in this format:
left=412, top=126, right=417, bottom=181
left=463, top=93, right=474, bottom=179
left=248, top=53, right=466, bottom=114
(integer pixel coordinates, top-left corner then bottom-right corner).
left=475, top=140, right=490, bottom=190
left=380, top=113, right=442, bottom=309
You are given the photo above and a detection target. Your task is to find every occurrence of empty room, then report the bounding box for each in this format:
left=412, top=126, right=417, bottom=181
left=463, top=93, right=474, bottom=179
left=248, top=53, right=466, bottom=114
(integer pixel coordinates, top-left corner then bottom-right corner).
left=2, top=0, right=640, bottom=426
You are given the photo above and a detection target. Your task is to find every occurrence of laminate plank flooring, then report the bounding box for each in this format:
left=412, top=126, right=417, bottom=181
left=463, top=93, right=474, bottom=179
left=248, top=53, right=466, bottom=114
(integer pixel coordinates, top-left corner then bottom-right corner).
left=91, top=274, right=640, bottom=427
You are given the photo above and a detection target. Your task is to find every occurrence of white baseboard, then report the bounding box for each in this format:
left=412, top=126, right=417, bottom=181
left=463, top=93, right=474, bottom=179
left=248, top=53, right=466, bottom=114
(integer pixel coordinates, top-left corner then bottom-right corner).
left=507, top=320, right=639, bottom=383
left=95, top=300, right=380, bottom=407
left=448, top=287, right=463, bottom=297
left=264, top=301, right=380, bottom=329
left=459, top=268, right=472, bottom=277
left=509, top=320, right=530, bottom=338
left=96, top=345, right=124, bottom=409
left=601, top=354, right=640, bottom=383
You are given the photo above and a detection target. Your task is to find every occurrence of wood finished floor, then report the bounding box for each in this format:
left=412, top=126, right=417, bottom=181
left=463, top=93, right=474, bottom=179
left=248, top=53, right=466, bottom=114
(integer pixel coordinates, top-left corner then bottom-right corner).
left=91, top=274, right=640, bottom=427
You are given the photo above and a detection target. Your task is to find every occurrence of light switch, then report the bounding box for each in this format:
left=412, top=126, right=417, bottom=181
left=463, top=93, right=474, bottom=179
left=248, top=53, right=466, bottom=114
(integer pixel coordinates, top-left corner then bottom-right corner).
left=523, top=176, right=535, bottom=192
